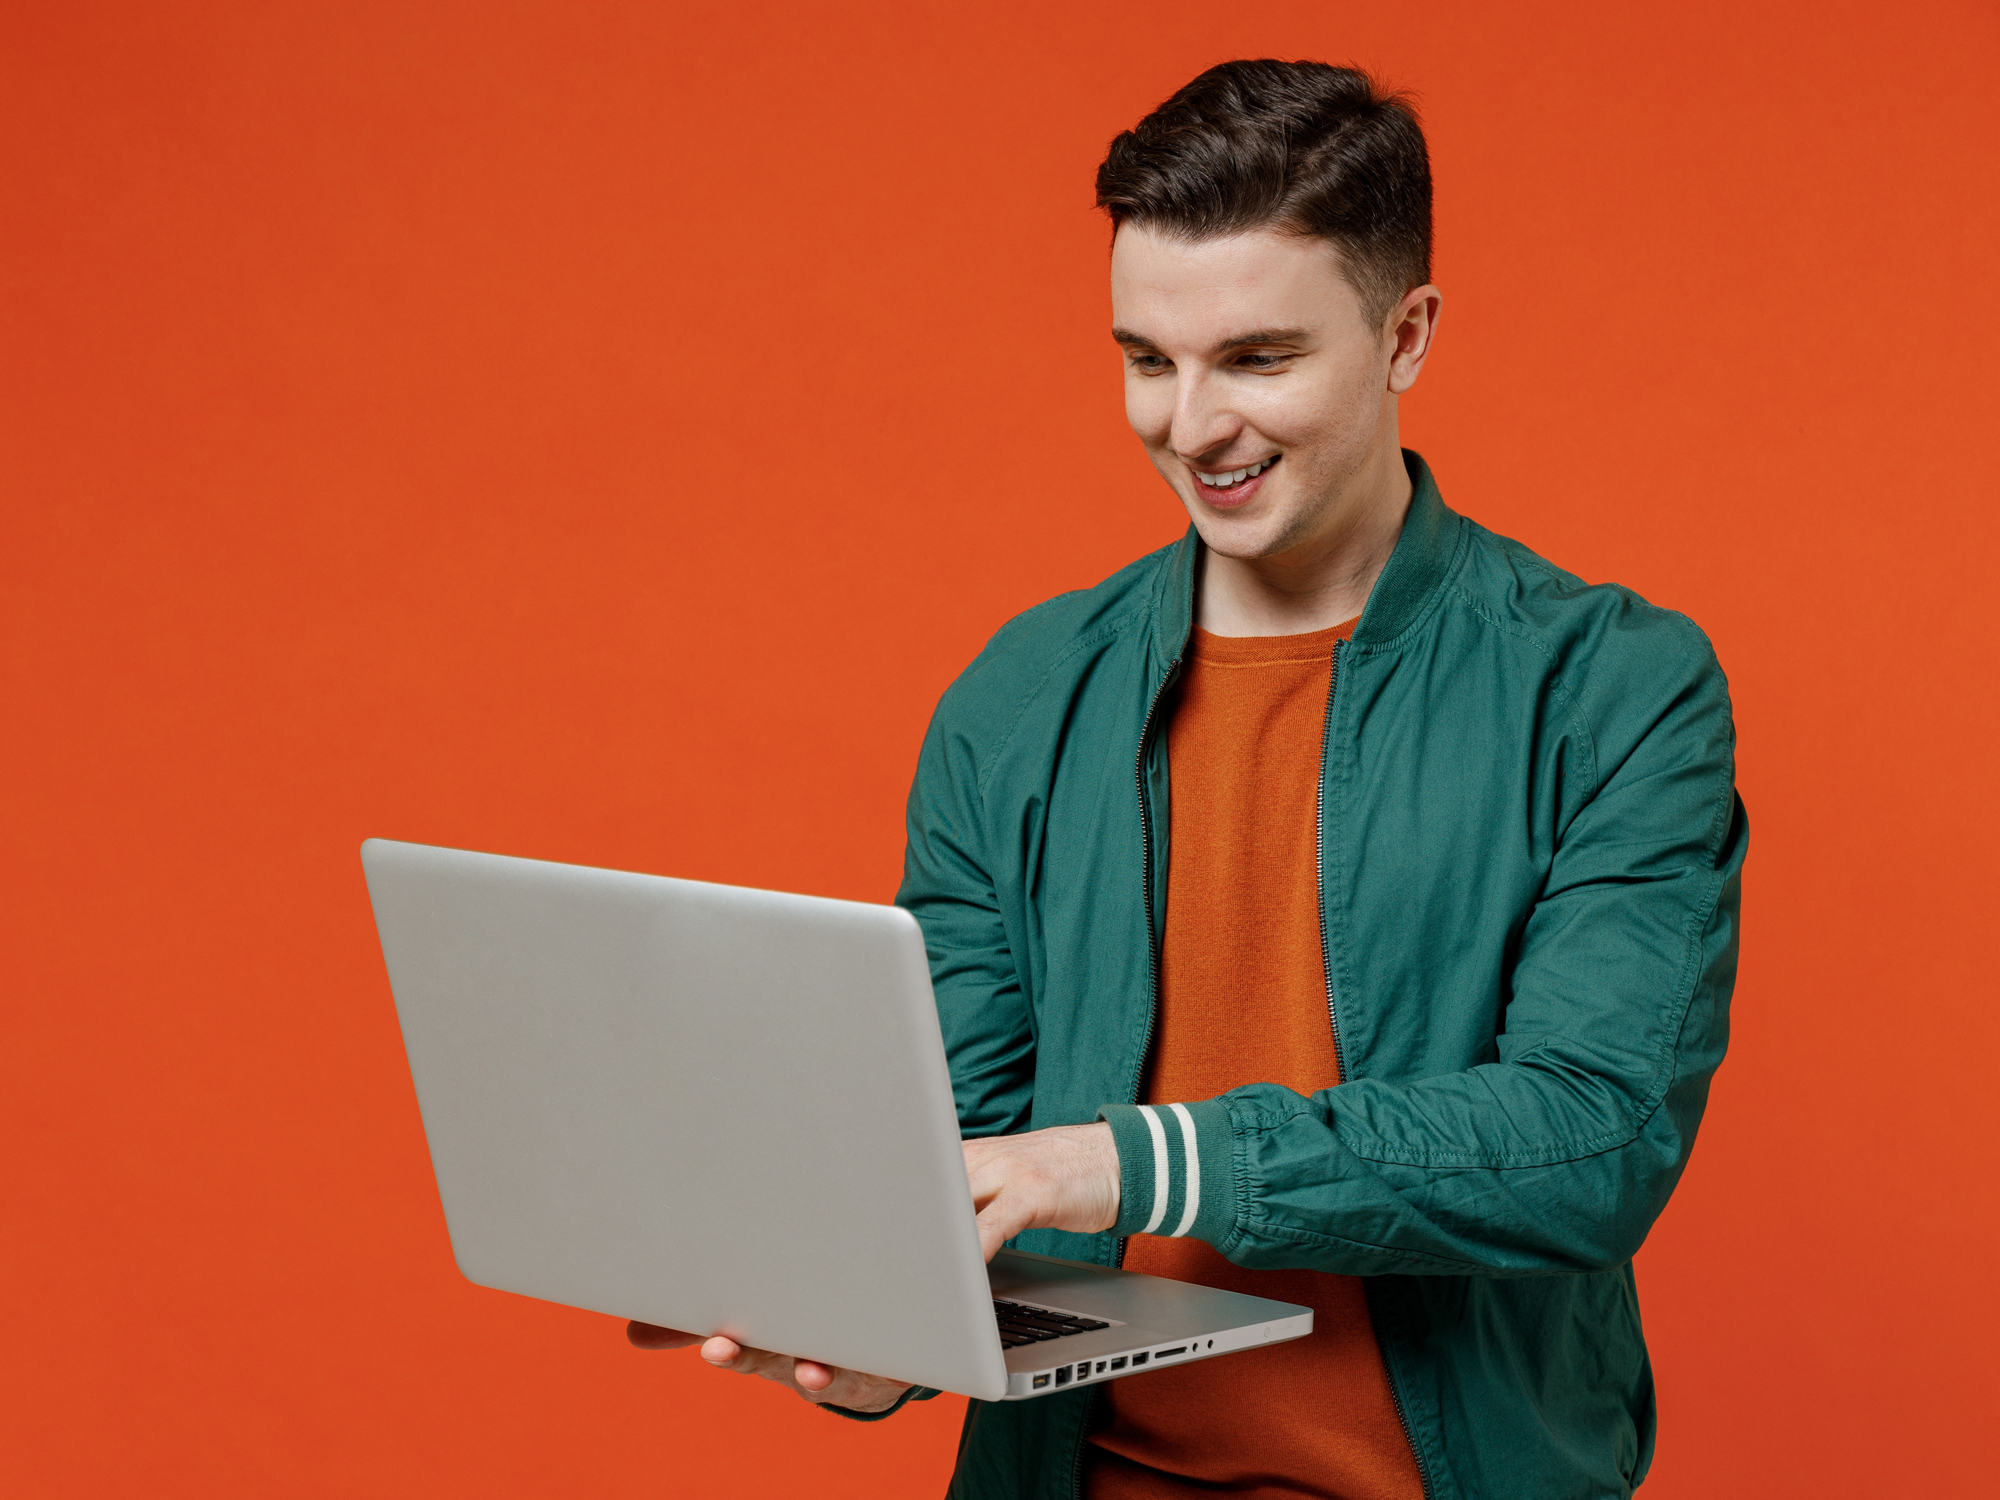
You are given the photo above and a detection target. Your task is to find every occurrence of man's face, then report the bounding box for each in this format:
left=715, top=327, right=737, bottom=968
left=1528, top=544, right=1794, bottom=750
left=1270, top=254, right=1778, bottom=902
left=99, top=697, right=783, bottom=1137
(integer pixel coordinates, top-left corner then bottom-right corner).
left=1110, top=225, right=1407, bottom=563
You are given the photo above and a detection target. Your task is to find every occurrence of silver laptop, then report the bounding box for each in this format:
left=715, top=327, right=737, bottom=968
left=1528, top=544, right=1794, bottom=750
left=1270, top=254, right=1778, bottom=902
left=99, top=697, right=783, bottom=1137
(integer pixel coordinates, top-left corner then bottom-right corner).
left=361, top=838, right=1311, bottom=1402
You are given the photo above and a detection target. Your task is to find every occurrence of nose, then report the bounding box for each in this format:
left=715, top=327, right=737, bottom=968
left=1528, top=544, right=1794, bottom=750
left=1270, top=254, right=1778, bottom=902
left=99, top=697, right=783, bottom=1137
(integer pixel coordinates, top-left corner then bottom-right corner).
left=1169, top=366, right=1245, bottom=469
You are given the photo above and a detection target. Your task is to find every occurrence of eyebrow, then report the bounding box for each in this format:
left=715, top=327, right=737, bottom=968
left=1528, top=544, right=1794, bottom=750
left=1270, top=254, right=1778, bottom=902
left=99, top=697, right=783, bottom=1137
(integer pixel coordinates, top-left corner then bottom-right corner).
left=1111, top=326, right=1312, bottom=355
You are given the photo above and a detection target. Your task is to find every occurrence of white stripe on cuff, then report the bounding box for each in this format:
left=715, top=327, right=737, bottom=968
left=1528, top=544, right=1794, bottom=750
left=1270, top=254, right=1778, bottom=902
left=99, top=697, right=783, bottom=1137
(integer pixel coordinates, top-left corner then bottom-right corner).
left=1137, top=1105, right=1171, bottom=1235
left=1167, top=1102, right=1200, bottom=1237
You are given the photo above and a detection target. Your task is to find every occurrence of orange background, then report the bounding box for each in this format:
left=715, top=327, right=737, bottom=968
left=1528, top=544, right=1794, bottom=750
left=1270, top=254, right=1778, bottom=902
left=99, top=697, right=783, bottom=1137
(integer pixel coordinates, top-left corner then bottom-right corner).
left=5, top=2, right=1996, bottom=1494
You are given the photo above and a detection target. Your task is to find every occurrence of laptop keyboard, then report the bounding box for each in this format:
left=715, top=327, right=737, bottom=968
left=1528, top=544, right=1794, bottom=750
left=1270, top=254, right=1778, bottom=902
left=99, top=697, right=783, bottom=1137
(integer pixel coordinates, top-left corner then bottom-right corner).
left=994, top=1299, right=1111, bottom=1349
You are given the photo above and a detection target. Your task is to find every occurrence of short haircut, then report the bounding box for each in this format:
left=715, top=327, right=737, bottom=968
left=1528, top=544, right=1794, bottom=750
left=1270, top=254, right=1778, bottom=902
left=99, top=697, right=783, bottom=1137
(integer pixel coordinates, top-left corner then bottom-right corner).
left=1095, top=60, right=1433, bottom=328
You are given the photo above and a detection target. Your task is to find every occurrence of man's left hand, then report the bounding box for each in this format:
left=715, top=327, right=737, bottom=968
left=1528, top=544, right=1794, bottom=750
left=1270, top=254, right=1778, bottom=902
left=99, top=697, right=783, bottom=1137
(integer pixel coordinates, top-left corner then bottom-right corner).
left=962, top=1123, right=1121, bottom=1262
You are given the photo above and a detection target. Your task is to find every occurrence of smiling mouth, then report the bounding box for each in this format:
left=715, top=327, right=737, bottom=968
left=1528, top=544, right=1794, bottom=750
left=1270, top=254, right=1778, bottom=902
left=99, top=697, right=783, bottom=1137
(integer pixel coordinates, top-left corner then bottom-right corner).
left=1195, top=455, right=1279, bottom=487
left=1191, top=453, right=1280, bottom=504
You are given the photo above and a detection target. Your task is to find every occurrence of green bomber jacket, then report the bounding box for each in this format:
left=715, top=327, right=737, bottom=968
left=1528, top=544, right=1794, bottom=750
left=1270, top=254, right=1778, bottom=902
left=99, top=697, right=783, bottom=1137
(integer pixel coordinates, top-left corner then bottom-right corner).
left=890, top=452, right=1746, bottom=1499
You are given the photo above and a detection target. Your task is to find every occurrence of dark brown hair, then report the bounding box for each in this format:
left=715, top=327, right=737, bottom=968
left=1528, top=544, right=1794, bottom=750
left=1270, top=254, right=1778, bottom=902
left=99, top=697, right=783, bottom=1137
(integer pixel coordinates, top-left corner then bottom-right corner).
left=1096, top=60, right=1433, bottom=327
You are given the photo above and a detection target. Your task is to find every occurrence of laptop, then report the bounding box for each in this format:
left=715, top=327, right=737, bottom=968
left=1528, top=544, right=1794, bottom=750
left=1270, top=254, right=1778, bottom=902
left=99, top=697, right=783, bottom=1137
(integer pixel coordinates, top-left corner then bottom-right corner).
left=361, top=837, right=1311, bottom=1402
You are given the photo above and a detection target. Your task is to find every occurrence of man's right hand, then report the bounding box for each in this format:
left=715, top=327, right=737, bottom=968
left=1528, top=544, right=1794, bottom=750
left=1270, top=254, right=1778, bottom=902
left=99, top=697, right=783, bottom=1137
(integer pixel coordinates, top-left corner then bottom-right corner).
left=625, top=1321, right=913, bottom=1413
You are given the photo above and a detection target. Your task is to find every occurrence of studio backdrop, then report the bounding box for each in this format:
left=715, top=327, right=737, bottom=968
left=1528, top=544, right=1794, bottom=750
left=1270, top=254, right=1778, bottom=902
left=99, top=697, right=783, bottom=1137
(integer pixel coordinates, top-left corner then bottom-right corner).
left=4, top=2, right=1994, bottom=1495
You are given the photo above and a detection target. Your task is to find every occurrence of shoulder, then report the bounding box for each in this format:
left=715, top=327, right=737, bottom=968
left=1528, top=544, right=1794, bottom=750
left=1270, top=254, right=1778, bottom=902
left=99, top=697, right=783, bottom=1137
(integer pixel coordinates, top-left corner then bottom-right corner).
left=1450, top=520, right=1725, bottom=696
left=931, top=538, right=1174, bottom=734
left=1440, top=520, right=1735, bottom=793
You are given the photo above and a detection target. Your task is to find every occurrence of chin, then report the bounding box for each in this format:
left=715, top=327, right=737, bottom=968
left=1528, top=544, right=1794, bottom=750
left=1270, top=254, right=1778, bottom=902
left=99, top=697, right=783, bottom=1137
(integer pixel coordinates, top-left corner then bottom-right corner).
left=1187, top=508, right=1305, bottom=563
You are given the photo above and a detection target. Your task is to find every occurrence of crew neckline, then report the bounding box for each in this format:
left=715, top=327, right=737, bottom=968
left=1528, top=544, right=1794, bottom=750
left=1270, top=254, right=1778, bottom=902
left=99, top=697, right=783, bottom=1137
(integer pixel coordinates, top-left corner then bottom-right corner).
left=1188, top=618, right=1357, bottom=663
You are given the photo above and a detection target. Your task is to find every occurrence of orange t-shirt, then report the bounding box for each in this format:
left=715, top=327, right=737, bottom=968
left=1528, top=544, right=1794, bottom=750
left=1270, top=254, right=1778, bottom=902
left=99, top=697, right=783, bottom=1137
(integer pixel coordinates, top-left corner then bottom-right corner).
left=1084, top=620, right=1423, bottom=1500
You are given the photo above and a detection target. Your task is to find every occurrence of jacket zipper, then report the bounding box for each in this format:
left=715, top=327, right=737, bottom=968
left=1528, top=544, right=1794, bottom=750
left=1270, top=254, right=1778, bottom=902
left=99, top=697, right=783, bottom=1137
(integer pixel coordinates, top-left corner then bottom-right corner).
left=1114, top=653, right=1183, bottom=1264
left=1319, top=639, right=1434, bottom=1500
left=1070, top=653, right=1184, bottom=1500
left=1385, top=1356, right=1433, bottom=1500
left=1315, top=641, right=1347, bottom=1080
left=1132, top=653, right=1183, bottom=1111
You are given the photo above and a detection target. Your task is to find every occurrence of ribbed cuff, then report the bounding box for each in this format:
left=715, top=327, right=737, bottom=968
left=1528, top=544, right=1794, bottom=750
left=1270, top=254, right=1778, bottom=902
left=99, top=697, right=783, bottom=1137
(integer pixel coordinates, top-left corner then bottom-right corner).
left=820, top=1385, right=939, bottom=1422
left=1097, top=1099, right=1236, bottom=1245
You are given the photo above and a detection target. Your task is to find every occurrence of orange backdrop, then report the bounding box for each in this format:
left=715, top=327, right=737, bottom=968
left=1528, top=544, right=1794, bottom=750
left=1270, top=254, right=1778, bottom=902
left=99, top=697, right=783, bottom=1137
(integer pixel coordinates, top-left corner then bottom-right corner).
left=5, top=2, right=1996, bottom=1494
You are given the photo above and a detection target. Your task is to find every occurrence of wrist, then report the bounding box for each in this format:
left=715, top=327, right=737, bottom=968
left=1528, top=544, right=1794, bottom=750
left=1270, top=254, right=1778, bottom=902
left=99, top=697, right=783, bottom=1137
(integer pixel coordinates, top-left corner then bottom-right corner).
left=1077, top=1120, right=1121, bottom=1232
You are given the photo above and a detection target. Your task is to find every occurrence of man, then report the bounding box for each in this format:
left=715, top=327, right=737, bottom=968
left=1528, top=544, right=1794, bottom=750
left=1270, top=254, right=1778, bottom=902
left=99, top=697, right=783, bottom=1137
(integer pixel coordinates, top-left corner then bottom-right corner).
left=632, top=59, right=1745, bottom=1500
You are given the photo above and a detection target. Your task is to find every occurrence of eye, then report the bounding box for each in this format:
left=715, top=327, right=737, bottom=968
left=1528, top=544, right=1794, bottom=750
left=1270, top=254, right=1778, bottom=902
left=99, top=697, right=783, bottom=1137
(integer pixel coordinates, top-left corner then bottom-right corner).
left=1238, top=352, right=1289, bottom=370
left=1127, top=352, right=1171, bottom=373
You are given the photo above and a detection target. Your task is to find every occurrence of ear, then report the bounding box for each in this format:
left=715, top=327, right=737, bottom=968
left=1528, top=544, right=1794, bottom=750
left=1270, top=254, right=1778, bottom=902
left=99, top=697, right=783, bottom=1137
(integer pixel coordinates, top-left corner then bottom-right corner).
left=1385, top=285, right=1442, bottom=395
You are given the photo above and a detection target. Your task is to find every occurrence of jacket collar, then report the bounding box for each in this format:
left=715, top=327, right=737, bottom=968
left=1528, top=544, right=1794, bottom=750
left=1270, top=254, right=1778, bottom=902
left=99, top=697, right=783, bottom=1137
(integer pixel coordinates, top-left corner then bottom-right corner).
left=1354, top=449, right=1461, bottom=646
left=1149, top=448, right=1461, bottom=660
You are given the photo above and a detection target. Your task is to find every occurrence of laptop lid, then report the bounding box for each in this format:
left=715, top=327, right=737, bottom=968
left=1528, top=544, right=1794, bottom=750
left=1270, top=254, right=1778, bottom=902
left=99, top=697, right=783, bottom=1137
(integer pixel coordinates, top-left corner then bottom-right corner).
left=361, top=838, right=1009, bottom=1401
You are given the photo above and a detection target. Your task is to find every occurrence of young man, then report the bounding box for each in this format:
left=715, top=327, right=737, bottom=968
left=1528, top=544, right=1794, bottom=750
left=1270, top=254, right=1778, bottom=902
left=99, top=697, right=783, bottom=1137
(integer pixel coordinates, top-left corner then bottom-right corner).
left=633, top=59, right=1745, bottom=1500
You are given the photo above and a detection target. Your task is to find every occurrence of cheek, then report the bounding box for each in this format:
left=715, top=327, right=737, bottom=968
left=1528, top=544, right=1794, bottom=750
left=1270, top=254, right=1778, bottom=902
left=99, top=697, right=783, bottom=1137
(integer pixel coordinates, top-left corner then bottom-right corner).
left=1248, top=367, right=1371, bottom=459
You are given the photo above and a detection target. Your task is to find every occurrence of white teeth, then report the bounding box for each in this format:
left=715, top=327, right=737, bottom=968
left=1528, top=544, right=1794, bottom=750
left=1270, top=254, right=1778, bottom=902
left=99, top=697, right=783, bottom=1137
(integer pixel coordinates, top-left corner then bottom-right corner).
left=1196, top=458, right=1275, bottom=487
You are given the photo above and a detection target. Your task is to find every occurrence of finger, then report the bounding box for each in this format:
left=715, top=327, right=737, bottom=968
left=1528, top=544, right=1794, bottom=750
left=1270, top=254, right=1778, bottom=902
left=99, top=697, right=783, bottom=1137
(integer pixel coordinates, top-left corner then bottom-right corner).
left=794, top=1359, right=835, bottom=1392
left=811, top=1368, right=912, bottom=1412
left=692, top=1344, right=909, bottom=1412
left=627, top=1320, right=704, bottom=1350
left=966, top=1151, right=1031, bottom=1221
left=962, top=1139, right=1013, bottom=1207
left=700, top=1338, right=801, bottom=1390
left=976, top=1197, right=1031, bottom=1262
left=963, top=1158, right=999, bottom=1211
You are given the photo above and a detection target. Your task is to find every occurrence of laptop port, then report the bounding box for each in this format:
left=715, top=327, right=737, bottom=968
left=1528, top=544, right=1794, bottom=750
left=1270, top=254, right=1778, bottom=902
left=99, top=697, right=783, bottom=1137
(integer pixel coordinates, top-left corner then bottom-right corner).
left=1095, top=1361, right=1108, bottom=1374
left=1109, top=1357, right=1127, bottom=1370
left=1032, top=1374, right=1050, bottom=1389
left=1157, top=1346, right=1186, bottom=1358
left=1131, top=1352, right=1148, bottom=1366
left=1054, top=1365, right=1072, bottom=1386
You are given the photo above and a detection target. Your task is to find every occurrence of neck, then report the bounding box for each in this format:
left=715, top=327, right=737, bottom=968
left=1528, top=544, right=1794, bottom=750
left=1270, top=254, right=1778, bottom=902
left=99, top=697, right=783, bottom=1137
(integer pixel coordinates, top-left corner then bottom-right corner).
left=1195, top=438, right=1413, bottom=637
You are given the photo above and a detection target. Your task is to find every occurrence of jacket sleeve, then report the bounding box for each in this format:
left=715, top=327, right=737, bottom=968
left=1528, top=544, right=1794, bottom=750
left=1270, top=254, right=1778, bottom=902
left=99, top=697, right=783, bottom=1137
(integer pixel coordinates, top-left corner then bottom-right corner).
left=1100, top=634, right=1746, bottom=1276
left=895, top=697, right=1038, bottom=1141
